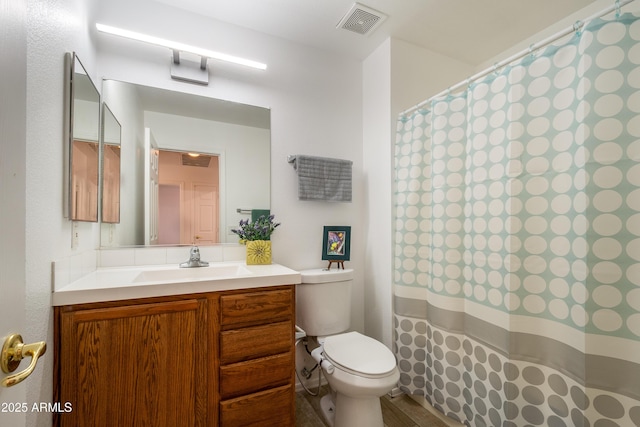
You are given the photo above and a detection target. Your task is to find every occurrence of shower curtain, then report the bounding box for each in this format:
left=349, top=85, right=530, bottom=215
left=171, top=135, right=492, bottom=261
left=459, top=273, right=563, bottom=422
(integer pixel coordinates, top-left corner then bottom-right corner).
left=393, top=12, right=640, bottom=427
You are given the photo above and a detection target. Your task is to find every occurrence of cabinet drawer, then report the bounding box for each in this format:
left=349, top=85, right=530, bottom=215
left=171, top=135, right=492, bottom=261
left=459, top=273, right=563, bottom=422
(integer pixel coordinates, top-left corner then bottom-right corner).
left=220, top=352, right=293, bottom=399
left=220, top=384, right=294, bottom=427
left=220, top=321, right=292, bottom=364
left=220, top=288, right=293, bottom=328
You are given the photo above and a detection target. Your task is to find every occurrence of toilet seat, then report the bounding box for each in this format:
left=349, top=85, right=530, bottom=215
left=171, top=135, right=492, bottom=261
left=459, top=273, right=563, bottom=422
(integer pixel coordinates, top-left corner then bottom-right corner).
left=322, top=331, right=397, bottom=379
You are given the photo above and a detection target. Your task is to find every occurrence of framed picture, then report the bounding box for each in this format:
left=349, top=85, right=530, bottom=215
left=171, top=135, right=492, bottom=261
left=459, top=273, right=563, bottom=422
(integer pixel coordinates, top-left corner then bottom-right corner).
left=321, top=226, right=351, bottom=261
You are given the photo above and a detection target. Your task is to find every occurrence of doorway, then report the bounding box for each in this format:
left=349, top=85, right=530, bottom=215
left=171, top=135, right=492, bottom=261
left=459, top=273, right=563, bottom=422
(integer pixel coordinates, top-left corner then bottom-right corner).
left=157, top=150, right=219, bottom=245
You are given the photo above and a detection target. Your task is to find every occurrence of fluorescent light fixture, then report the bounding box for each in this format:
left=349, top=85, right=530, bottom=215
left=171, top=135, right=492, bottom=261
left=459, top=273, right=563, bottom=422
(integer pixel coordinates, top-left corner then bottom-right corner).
left=95, top=23, right=267, bottom=70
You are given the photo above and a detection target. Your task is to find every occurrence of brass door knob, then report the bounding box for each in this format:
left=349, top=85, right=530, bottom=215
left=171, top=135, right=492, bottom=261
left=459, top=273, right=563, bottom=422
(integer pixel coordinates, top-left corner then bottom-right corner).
left=1, top=334, right=47, bottom=387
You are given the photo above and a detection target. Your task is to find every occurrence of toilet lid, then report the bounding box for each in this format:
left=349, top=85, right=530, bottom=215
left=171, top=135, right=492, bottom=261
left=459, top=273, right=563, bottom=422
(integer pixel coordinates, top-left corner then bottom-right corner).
left=323, top=331, right=396, bottom=377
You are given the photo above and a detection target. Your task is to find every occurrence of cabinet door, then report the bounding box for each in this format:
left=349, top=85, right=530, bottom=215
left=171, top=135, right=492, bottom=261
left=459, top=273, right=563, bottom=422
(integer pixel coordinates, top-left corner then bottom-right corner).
left=57, top=299, right=208, bottom=427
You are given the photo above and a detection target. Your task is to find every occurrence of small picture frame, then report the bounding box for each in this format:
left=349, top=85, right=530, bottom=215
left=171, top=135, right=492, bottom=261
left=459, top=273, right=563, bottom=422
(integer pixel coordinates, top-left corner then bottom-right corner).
left=321, top=226, right=351, bottom=262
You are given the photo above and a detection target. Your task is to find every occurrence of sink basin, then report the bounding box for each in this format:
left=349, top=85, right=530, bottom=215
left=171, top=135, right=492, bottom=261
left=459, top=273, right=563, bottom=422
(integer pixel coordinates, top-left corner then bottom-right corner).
left=133, top=264, right=252, bottom=283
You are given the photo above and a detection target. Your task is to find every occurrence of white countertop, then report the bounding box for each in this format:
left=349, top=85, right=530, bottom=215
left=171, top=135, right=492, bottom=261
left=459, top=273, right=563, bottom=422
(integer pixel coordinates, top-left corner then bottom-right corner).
left=52, top=262, right=301, bottom=306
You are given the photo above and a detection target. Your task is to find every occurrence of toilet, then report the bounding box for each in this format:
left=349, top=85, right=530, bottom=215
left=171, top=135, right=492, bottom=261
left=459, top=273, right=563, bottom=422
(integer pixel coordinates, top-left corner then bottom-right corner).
left=296, top=268, right=400, bottom=427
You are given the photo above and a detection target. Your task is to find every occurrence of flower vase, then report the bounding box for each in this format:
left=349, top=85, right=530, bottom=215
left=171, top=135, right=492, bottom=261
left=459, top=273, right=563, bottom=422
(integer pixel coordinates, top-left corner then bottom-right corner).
left=246, top=240, right=272, bottom=265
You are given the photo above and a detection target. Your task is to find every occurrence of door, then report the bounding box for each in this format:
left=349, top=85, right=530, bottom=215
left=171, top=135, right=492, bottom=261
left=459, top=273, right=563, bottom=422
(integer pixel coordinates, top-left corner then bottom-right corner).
left=158, top=184, right=181, bottom=244
left=1, top=0, right=28, bottom=422
left=144, top=128, right=159, bottom=245
left=192, top=184, right=218, bottom=244
left=0, top=139, right=28, bottom=423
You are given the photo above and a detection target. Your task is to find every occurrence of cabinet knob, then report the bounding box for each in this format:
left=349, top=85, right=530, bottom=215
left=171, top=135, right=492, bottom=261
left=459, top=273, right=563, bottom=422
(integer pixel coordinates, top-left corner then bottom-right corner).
left=1, top=334, right=47, bottom=387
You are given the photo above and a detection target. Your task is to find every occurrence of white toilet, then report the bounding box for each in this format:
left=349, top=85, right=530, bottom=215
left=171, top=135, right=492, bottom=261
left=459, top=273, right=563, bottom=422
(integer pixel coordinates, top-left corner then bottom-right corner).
left=296, top=268, right=400, bottom=427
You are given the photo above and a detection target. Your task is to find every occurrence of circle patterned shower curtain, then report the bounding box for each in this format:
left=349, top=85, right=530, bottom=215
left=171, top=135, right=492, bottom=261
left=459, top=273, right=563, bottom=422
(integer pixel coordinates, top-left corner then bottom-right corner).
left=393, top=12, right=640, bottom=427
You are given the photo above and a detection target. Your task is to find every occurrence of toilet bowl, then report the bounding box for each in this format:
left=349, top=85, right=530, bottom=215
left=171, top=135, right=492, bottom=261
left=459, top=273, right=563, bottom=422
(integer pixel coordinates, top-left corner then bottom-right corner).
left=317, top=331, right=400, bottom=427
left=296, top=269, right=399, bottom=427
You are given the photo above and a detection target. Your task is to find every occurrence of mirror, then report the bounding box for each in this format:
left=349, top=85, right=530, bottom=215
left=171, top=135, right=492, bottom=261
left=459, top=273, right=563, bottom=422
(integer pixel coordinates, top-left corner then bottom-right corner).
left=101, top=103, right=121, bottom=223
left=64, top=52, right=100, bottom=222
left=100, top=80, right=271, bottom=247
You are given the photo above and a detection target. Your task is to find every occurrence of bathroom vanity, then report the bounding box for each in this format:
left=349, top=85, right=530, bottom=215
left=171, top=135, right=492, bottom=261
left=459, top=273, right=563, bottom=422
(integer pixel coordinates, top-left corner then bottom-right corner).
left=52, top=262, right=299, bottom=427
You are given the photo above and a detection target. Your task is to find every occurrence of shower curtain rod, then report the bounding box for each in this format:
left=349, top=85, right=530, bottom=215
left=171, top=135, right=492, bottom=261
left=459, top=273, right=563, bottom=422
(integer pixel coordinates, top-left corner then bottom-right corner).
left=400, top=0, right=637, bottom=117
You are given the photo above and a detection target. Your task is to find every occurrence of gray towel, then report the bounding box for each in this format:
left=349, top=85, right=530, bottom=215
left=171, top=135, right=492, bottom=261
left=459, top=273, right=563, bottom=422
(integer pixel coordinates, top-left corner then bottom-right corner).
left=291, top=155, right=352, bottom=202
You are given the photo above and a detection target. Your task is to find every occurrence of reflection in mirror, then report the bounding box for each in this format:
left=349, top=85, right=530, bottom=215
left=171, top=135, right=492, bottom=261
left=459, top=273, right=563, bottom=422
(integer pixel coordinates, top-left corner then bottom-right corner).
left=71, top=140, right=99, bottom=221
left=100, top=80, right=271, bottom=248
left=156, top=150, right=219, bottom=245
left=65, top=52, right=100, bottom=222
left=101, top=103, right=121, bottom=223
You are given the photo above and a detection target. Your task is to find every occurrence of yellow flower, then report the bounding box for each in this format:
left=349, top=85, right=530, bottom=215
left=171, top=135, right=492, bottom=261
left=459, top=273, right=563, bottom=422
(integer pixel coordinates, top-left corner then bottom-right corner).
left=246, top=240, right=272, bottom=265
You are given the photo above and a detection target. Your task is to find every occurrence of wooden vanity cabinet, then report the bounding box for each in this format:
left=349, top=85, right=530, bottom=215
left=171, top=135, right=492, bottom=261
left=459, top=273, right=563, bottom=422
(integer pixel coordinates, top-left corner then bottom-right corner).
left=53, top=285, right=295, bottom=427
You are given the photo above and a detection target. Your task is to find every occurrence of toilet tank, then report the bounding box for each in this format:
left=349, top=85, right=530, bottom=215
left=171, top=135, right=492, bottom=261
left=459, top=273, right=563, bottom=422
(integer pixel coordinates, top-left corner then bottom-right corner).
left=296, top=268, right=353, bottom=337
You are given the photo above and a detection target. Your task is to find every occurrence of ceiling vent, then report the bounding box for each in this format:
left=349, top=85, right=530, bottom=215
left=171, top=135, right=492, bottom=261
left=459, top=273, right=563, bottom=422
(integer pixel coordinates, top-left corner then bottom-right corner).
left=181, top=153, right=211, bottom=168
left=337, top=3, right=387, bottom=36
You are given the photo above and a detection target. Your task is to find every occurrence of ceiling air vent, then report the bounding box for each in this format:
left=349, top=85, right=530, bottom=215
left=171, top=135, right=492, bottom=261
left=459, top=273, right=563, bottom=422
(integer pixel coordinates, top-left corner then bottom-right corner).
left=181, top=153, right=211, bottom=168
left=337, top=3, right=387, bottom=36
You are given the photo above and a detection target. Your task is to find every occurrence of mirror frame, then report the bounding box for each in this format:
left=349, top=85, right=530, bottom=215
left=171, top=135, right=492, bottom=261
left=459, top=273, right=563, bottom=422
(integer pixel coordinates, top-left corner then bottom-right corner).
left=64, top=52, right=101, bottom=222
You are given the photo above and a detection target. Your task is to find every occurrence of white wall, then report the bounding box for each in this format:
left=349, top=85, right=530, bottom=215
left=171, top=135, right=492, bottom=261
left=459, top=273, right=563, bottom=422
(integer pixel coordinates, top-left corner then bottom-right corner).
left=362, top=39, right=393, bottom=347
left=390, top=39, right=476, bottom=117
left=362, top=38, right=474, bottom=347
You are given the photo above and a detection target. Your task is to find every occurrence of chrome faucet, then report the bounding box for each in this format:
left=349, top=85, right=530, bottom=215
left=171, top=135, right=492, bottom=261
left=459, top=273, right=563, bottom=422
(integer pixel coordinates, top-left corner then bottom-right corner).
left=179, top=245, right=210, bottom=268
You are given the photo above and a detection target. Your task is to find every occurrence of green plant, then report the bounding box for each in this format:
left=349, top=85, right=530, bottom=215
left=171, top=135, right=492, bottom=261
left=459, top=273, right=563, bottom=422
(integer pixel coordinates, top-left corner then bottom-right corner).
left=231, top=214, right=280, bottom=242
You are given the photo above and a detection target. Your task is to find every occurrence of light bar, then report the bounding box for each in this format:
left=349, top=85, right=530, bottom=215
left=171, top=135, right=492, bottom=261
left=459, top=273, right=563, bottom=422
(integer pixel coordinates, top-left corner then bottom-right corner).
left=96, top=23, right=267, bottom=71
